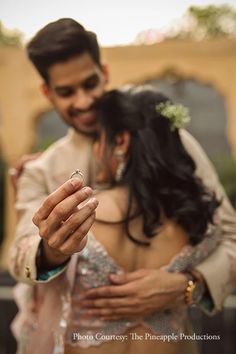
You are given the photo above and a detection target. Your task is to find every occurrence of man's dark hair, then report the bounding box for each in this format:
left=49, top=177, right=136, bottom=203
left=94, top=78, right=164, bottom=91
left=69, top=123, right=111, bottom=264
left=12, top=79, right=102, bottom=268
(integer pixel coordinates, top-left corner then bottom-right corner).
left=27, top=18, right=101, bottom=83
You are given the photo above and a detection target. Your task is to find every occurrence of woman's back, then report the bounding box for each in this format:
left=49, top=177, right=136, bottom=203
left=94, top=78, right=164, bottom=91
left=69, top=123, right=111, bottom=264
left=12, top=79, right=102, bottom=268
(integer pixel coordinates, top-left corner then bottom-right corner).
left=93, top=187, right=189, bottom=271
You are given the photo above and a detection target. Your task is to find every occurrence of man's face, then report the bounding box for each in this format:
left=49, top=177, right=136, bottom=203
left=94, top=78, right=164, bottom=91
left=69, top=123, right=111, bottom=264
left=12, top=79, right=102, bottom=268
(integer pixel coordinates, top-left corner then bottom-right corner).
left=43, top=52, right=109, bottom=135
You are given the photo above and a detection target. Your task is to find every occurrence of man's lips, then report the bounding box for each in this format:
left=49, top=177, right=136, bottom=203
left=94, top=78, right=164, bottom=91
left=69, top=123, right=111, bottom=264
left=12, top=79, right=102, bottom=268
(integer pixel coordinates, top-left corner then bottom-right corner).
left=71, top=111, right=97, bottom=125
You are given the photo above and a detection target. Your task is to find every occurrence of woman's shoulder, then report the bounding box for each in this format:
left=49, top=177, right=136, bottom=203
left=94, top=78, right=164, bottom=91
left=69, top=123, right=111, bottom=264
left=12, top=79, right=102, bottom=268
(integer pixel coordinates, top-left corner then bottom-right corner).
left=95, top=186, right=128, bottom=222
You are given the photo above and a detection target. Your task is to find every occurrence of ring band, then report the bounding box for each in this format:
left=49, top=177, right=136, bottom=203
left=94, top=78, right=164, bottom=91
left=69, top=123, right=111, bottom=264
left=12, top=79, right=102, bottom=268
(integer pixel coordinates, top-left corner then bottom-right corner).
left=70, top=169, right=84, bottom=181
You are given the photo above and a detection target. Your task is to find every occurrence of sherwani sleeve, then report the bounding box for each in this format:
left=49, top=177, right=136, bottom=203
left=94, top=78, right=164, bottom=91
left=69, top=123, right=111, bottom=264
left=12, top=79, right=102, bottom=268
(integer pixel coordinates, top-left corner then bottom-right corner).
left=180, top=129, right=236, bottom=312
left=8, top=162, right=66, bottom=284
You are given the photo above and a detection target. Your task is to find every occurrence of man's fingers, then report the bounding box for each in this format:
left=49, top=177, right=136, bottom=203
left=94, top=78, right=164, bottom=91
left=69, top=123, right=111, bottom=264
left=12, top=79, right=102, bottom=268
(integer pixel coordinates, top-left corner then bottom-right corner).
left=55, top=210, right=97, bottom=254
left=109, top=269, right=150, bottom=285
left=41, top=186, right=93, bottom=234
left=78, top=296, right=137, bottom=309
left=10, top=152, right=42, bottom=178
left=33, top=179, right=86, bottom=225
left=60, top=234, right=89, bottom=255
left=80, top=282, right=136, bottom=299
left=84, top=306, right=140, bottom=317
left=45, top=197, right=98, bottom=247
left=9, top=152, right=43, bottom=193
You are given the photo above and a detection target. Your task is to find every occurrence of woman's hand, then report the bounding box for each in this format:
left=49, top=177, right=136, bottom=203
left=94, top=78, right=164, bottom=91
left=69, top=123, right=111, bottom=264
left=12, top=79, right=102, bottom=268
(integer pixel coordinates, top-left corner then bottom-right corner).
left=9, top=152, right=43, bottom=193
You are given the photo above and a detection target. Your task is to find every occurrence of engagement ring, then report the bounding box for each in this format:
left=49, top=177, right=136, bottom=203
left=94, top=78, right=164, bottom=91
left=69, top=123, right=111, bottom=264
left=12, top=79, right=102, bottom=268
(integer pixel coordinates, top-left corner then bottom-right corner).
left=70, top=169, right=84, bottom=181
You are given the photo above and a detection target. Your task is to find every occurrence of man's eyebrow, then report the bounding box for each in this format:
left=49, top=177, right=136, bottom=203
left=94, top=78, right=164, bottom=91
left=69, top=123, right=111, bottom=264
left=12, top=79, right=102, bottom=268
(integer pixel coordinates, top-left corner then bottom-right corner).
left=82, top=73, right=99, bottom=83
left=53, top=73, right=99, bottom=92
left=54, top=85, right=73, bottom=91
left=87, top=72, right=98, bottom=78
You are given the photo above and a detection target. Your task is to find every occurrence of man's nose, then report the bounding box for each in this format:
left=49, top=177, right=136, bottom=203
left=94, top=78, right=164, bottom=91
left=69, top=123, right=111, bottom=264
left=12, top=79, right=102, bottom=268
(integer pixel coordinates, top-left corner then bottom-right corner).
left=72, top=89, right=94, bottom=110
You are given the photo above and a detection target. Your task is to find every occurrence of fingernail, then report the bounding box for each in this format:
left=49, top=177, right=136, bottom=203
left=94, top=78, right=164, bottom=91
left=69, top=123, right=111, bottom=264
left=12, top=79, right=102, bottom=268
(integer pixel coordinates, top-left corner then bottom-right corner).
left=83, top=187, right=93, bottom=196
left=70, top=178, right=82, bottom=188
left=90, top=198, right=99, bottom=207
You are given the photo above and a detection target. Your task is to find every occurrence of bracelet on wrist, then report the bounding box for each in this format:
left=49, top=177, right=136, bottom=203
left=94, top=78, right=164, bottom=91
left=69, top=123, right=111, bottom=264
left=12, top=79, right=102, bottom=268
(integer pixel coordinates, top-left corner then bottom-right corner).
left=183, top=271, right=206, bottom=305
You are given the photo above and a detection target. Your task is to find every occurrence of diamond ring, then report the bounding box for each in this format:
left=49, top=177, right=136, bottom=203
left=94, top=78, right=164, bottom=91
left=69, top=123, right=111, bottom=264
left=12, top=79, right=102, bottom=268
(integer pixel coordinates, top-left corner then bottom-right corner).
left=70, top=169, right=84, bottom=181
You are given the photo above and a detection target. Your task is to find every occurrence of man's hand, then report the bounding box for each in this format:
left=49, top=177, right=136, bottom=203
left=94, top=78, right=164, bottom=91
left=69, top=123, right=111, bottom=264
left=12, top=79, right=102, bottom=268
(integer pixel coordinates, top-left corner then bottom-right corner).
left=33, top=178, right=98, bottom=270
left=78, top=269, right=188, bottom=320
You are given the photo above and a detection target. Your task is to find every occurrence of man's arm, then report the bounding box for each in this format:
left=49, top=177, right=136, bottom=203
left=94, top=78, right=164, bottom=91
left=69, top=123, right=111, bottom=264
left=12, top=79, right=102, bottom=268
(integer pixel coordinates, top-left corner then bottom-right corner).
left=9, top=161, right=98, bottom=284
left=181, top=130, right=236, bottom=311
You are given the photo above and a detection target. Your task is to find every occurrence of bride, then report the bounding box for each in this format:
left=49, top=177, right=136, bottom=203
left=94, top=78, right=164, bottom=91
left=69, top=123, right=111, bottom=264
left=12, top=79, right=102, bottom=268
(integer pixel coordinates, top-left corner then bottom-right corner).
left=63, top=88, right=220, bottom=354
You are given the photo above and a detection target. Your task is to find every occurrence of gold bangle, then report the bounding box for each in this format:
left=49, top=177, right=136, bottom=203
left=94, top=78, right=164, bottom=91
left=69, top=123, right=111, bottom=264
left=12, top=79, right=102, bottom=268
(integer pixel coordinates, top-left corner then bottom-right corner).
left=184, top=279, right=195, bottom=305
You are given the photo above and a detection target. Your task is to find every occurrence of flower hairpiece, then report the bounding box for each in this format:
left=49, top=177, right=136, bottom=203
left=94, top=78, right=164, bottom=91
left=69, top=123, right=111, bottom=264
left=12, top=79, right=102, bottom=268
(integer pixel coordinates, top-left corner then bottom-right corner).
left=156, top=101, right=190, bottom=131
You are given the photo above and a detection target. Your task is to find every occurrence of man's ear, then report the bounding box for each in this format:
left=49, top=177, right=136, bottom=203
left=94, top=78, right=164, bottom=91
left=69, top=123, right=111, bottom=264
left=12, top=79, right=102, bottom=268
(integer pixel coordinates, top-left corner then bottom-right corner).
left=114, top=131, right=130, bottom=155
left=101, top=63, right=110, bottom=84
left=40, top=83, right=53, bottom=103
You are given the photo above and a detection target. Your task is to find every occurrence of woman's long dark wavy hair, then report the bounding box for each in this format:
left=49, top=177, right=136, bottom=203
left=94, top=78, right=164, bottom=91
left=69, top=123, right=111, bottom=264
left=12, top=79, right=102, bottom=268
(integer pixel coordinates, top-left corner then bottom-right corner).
left=96, top=87, right=220, bottom=246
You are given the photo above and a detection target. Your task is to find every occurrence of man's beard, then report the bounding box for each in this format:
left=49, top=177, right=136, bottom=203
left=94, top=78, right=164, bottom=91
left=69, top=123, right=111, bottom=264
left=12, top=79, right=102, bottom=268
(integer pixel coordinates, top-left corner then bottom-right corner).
left=66, top=98, right=102, bottom=137
left=72, top=123, right=98, bottom=138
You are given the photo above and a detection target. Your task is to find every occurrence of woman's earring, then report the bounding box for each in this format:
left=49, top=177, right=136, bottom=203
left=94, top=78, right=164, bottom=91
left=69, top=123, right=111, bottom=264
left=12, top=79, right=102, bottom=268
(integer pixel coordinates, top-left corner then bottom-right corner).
left=114, top=151, right=126, bottom=182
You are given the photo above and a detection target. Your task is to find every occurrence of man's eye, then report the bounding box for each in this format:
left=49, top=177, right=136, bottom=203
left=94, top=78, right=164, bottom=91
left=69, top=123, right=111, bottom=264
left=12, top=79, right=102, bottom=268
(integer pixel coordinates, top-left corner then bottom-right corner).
left=83, top=76, right=100, bottom=90
left=55, top=89, right=74, bottom=97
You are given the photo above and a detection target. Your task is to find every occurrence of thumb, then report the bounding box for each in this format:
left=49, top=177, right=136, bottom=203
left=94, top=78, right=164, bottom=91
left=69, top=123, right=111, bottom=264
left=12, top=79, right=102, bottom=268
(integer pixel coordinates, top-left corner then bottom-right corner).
left=109, top=269, right=149, bottom=284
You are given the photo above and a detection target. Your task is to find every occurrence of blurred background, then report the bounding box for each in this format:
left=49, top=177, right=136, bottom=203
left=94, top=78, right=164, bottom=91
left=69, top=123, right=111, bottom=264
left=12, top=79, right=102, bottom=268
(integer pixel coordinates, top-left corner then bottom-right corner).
left=0, top=0, right=236, bottom=353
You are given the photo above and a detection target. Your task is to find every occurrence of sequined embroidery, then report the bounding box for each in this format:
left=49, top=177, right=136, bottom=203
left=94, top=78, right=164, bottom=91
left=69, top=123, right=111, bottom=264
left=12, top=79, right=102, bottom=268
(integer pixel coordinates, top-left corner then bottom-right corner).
left=64, top=227, right=220, bottom=348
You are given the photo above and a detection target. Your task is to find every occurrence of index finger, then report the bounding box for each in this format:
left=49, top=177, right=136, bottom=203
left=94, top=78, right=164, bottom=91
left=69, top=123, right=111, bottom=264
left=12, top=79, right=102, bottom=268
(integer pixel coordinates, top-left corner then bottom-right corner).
left=33, top=178, right=83, bottom=223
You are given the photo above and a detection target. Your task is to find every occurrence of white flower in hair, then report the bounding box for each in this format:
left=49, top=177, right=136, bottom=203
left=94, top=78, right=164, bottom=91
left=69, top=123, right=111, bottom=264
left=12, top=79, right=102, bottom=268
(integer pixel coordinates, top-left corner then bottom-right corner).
left=156, top=101, right=190, bottom=131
